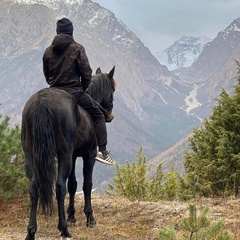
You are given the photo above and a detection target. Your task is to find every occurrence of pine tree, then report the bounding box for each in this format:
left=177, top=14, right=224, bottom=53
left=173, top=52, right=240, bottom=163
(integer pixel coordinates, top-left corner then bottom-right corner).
left=157, top=204, right=232, bottom=240
left=183, top=62, right=240, bottom=197
left=0, top=114, right=27, bottom=200
left=148, top=162, right=165, bottom=200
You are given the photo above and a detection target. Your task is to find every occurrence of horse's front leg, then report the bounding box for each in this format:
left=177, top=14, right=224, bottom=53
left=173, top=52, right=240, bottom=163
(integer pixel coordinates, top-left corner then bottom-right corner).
left=67, top=157, right=77, bottom=223
left=56, top=157, right=72, bottom=238
left=25, top=180, right=38, bottom=240
left=83, top=153, right=96, bottom=227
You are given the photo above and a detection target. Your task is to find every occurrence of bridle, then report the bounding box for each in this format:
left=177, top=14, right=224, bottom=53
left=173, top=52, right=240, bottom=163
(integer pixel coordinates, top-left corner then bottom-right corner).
left=97, top=101, right=114, bottom=123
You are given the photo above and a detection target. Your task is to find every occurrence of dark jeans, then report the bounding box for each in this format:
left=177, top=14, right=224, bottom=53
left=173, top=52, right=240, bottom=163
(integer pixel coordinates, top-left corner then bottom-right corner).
left=72, top=91, right=107, bottom=152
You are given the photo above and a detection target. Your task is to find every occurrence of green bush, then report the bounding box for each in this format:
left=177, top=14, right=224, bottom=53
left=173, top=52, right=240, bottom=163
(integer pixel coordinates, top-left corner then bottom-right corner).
left=0, top=114, right=28, bottom=200
left=107, top=147, right=182, bottom=201
left=107, top=147, right=149, bottom=201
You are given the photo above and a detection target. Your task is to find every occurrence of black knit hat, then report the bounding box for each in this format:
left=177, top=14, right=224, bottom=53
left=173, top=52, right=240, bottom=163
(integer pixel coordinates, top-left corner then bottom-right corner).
left=56, top=18, right=73, bottom=36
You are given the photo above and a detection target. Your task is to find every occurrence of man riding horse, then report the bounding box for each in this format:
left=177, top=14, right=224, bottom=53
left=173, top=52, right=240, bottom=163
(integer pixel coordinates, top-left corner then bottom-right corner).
left=42, top=17, right=115, bottom=165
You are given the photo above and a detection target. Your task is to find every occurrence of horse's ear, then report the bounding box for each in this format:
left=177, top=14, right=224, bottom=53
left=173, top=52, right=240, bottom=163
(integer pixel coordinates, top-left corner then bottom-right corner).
left=96, top=67, right=102, bottom=74
left=108, top=66, right=115, bottom=79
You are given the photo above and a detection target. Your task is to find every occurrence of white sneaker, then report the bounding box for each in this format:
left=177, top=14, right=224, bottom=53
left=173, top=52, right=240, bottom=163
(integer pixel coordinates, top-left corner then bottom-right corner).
left=95, top=151, right=116, bottom=165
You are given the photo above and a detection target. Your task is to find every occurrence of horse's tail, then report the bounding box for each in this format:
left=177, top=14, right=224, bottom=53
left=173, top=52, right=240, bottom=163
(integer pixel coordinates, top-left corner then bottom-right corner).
left=29, top=98, right=56, bottom=215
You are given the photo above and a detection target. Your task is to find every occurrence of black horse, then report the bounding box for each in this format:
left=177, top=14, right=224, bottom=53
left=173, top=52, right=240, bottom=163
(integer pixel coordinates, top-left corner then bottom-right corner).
left=21, top=67, right=115, bottom=239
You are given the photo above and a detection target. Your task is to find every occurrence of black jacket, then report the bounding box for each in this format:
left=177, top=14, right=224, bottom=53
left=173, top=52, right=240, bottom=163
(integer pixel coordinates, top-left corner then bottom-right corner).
left=43, top=33, right=92, bottom=93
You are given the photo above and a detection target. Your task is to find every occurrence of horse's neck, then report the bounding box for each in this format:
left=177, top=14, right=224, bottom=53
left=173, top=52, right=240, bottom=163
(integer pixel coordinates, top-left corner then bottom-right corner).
left=88, top=80, right=103, bottom=103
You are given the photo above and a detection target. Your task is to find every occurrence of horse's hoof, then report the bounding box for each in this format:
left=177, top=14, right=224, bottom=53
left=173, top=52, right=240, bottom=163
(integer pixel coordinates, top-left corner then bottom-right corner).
left=25, top=232, right=35, bottom=240
left=67, top=216, right=76, bottom=224
left=86, top=219, right=96, bottom=228
left=61, top=233, right=72, bottom=240
left=61, top=230, right=72, bottom=239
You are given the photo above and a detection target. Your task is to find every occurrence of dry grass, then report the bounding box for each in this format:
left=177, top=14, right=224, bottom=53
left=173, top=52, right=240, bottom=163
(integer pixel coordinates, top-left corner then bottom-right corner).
left=0, top=195, right=240, bottom=239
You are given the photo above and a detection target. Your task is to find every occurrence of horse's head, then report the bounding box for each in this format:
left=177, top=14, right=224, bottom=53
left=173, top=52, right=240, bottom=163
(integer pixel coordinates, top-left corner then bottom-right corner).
left=88, top=66, right=116, bottom=122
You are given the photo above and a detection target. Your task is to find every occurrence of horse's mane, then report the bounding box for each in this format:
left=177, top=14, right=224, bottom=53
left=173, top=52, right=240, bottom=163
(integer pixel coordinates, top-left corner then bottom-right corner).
left=88, top=73, right=115, bottom=101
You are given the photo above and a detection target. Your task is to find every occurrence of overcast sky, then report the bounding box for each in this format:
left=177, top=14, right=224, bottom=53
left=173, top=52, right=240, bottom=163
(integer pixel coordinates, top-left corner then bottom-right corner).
left=93, top=0, right=240, bottom=53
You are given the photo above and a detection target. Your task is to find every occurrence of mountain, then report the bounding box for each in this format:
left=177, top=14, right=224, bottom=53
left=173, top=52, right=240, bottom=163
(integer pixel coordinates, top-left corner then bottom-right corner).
left=0, top=0, right=200, bottom=184
left=148, top=18, right=240, bottom=174
left=176, top=17, right=240, bottom=118
left=156, top=36, right=211, bottom=71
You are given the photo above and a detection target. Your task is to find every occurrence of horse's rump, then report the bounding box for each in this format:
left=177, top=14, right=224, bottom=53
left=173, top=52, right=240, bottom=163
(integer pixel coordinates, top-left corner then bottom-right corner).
left=22, top=88, right=79, bottom=145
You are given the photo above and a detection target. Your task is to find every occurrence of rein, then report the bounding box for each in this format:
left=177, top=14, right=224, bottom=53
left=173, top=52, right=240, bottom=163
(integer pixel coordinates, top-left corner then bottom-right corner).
left=86, top=88, right=112, bottom=115
left=98, top=102, right=112, bottom=115
left=90, top=97, right=113, bottom=123
left=94, top=97, right=112, bottom=115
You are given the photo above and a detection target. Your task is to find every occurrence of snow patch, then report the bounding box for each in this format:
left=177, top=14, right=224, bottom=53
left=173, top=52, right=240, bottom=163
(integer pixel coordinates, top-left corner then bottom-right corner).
left=181, top=84, right=201, bottom=114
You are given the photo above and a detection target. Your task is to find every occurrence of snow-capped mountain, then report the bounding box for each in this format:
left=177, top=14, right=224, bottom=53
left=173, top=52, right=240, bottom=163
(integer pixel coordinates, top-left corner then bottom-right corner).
left=156, top=36, right=212, bottom=70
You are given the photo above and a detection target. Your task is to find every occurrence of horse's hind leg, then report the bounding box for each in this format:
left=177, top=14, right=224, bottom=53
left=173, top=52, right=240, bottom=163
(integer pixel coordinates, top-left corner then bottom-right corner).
left=56, top=154, right=72, bottom=238
left=67, top=156, right=77, bottom=223
left=82, top=151, right=96, bottom=227
left=25, top=178, right=39, bottom=240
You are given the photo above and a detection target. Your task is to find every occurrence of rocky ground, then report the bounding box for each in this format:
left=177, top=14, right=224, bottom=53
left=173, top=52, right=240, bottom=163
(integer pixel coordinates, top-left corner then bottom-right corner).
left=0, top=195, right=239, bottom=239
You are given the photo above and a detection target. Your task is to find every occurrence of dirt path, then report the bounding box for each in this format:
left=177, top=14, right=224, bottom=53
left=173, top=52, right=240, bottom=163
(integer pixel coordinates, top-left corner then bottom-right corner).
left=0, top=195, right=240, bottom=239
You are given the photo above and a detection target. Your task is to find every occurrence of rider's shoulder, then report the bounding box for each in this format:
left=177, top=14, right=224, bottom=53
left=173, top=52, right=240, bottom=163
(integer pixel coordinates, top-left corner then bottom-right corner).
left=71, top=40, right=86, bottom=51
